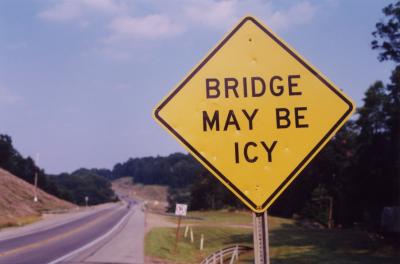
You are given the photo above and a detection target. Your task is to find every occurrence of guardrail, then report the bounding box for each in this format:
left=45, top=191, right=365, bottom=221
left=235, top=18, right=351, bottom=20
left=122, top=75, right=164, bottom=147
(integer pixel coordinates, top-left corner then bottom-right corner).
left=200, top=245, right=253, bottom=264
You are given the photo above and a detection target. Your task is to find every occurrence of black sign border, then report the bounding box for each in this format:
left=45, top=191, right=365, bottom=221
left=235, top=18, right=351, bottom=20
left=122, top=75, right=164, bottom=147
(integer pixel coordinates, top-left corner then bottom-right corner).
left=154, top=16, right=354, bottom=211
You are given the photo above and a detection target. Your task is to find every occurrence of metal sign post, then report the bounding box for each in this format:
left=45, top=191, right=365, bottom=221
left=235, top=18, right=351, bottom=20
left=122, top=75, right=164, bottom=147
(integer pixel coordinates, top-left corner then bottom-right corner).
left=174, top=203, right=187, bottom=251
left=253, top=211, right=270, bottom=264
left=175, top=215, right=182, bottom=251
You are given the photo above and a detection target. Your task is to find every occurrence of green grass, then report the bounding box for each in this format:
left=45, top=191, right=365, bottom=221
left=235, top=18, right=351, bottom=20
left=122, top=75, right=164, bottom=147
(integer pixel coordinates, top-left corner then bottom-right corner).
left=146, top=212, right=400, bottom=264
left=187, top=211, right=252, bottom=225
left=268, top=224, right=400, bottom=264
left=164, top=210, right=253, bottom=226
left=145, top=226, right=252, bottom=263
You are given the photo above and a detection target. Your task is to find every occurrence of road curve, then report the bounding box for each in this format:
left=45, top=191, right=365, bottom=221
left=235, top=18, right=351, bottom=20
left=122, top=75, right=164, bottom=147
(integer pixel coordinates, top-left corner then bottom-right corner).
left=0, top=204, right=129, bottom=264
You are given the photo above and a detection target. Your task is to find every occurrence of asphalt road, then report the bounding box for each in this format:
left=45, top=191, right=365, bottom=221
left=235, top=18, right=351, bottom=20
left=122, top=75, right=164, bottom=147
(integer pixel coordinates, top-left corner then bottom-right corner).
left=0, top=204, right=130, bottom=264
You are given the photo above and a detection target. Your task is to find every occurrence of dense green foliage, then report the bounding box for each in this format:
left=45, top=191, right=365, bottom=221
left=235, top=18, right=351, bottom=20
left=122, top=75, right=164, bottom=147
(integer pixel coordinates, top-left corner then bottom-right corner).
left=0, top=134, right=60, bottom=196
left=0, top=135, right=116, bottom=206
left=111, top=153, right=244, bottom=210
left=50, top=168, right=117, bottom=205
left=113, top=153, right=202, bottom=188
left=372, top=1, right=400, bottom=63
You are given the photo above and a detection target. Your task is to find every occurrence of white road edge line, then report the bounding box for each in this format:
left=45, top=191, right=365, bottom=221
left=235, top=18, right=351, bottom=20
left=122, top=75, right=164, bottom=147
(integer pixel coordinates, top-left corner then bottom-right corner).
left=47, top=208, right=133, bottom=264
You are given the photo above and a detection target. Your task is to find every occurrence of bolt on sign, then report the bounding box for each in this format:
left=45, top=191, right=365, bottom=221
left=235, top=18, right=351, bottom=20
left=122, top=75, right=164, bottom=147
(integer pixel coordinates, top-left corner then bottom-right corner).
left=153, top=16, right=355, bottom=213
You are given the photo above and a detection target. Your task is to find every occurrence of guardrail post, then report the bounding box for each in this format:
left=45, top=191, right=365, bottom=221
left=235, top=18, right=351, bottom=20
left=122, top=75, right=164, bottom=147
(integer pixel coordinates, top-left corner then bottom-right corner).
left=184, top=225, right=189, bottom=238
left=200, top=234, right=204, bottom=250
left=229, top=245, right=239, bottom=264
left=190, top=227, right=194, bottom=243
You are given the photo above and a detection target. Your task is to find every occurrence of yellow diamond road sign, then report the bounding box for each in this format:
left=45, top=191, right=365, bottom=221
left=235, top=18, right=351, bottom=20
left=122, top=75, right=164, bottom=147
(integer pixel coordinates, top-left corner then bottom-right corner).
left=153, top=16, right=355, bottom=213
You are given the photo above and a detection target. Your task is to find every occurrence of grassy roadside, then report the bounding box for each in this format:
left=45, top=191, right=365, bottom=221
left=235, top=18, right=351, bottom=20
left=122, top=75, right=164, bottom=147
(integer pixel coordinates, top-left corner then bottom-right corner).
left=15, top=215, right=42, bottom=226
left=145, top=211, right=400, bottom=264
left=0, top=215, right=42, bottom=229
left=145, top=226, right=252, bottom=263
left=184, top=211, right=252, bottom=226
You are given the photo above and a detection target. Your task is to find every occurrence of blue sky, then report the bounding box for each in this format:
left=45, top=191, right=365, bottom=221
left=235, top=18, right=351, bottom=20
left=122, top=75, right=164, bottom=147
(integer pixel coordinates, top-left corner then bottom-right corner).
left=0, top=0, right=395, bottom=173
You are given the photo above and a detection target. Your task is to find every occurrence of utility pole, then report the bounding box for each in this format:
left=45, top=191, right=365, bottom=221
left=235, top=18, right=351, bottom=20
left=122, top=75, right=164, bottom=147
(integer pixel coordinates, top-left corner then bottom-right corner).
left=33, top=153, right=39, bottom=203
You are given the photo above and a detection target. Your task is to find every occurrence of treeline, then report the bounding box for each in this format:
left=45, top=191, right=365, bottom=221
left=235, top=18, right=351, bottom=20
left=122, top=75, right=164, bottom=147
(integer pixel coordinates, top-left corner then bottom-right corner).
left=112, top=153, right=201, bottom=188
left=49, top=169, right=116, bottom=205
left=0, top=135, right=117, bottom=206
left=0, top=134, right=59, bottom=195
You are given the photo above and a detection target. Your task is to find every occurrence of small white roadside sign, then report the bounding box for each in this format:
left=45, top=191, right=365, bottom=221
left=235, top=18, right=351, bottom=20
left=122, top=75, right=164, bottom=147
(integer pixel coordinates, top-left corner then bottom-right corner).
left=175, top=203, right=188, bottom=216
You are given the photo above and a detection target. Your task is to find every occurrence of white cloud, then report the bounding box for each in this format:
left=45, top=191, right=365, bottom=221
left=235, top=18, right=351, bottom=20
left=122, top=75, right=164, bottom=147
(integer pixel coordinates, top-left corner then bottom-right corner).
left=265, top=1, right=317, bottom=32
left=37, top=0, right=319, bottom=59
left=82, top=0, right=126, bottom=13
left=38, top=0, right=318, bottom=33
left=38, top=0, right=126, bottom=22
left=106, top=14, right=183, bottom=41
left=103, top=0, right=317, bottom=43
left=181, top=0, right=317, bottom=32
left=183, top=0, right=237, bottom=30
left=0, top=85, right=22, bottom=105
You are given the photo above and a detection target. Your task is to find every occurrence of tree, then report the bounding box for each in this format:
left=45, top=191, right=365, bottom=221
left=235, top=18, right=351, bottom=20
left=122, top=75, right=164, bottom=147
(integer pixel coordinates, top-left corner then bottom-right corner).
left=372, top=1, right=400, bottom=160
left=189, top=171, right=244, bottom=211
left=0, top=135, right=15, bottom=168
left=372, top=1, right=400, bottom=63
left=350, top=81, right=398, bottom=227
left=269, top=122, right=358, bottom=225
left=337, top=0, right=400, bottom=228
left=51, top=169, right=117, bottom=205
left=371, top=0, right=400, bottom=209
left=0, top=134, right=53, bottom=196
left=112, top=153, right=202, bottom=188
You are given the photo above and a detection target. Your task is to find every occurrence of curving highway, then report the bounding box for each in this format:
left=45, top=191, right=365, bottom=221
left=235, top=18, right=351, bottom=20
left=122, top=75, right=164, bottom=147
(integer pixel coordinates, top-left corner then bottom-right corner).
left=0, top=203, right=139, bottom=264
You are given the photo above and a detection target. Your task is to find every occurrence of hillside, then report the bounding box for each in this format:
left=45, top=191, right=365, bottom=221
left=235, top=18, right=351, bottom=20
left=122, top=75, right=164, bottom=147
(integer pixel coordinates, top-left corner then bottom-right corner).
left=112, top=177, right=168, bottom=212
left=0, top=168, right=75, bottom=227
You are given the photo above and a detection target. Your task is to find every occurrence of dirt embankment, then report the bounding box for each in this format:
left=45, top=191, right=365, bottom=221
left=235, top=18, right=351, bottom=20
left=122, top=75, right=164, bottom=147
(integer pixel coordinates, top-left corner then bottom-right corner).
left=112, top=177, right=169, bottom=212
left=0, top=168, right=75, bottom=227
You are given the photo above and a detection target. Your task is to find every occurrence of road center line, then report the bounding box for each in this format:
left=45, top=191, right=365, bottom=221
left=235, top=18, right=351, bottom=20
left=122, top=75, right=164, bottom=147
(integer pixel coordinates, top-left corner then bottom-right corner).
left=0, top=206, right=125, bottom=258
left=47, top=209, right=132, bottom=264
